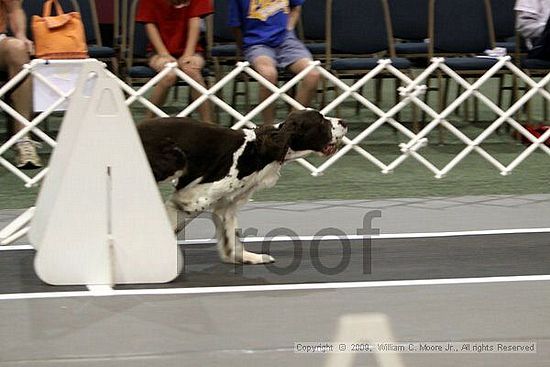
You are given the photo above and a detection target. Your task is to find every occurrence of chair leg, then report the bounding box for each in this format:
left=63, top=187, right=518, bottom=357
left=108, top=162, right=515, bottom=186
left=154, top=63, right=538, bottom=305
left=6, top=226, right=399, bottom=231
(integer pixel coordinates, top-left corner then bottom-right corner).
left=375, top=77, right=383, bottom=106
left=334, top=72, right=342, bottom=118
left=110, top=57, right=119, bottom=76
left=320, top=77, right=327, bottom=109
left=230, top=78, right=238, bottom=123
left=473, top=77, right=479, bottom=123
left=474, top=94, right=479, bottom=123
left=453, top=79, right=461, bottom=116
left=213, top=60, right=222, bottom=123
left=509, top=73, right=518, bottom=133
left=421, top=76, right=433, bottom=125
left=394, top=77, right=400, bottom=122
left=244, top=74, right=250, bottom=111
left=524, top=73, right=532, bottom=124
left=393, top=77, right=399, bottom=136
left=406, top=70, right=420, bottom=133
left=287, top=84, right=295, bottom=115
left=447, top=77, right=453, bottom=101
left=469, top=77, right=480, bottom=123
left=354, top=77, right=361, bottom=115
left=438, top=73, right=446, bottom=144
left=173, top=85, right=179, bottom=102
left=186, top=86, right=192, bottom=114
left=544, top=83, right=549, bottom=122
left=495, top=74, right=509, bottom=132
left=497, top=75, right=505, bottom=121
left=412, top=102, right=420, bottom=133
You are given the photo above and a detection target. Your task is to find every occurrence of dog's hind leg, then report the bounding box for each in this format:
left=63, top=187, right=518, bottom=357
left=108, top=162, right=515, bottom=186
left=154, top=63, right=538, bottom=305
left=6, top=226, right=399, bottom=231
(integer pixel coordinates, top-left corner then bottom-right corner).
left=213, top=204, right=274, bottom=264
left=165, top=199, right=180, bottom=232
left=165, top=198, right=198, bottom=234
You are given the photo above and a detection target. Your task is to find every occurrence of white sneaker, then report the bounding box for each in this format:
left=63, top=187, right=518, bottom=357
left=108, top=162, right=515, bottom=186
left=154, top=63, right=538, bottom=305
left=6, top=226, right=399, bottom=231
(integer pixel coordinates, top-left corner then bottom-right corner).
left=14, top=138, right=42, bottom=169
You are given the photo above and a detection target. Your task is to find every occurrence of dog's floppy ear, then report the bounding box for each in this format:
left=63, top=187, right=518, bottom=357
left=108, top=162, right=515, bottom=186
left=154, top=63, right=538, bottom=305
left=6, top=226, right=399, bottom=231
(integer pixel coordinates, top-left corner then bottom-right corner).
left=255, top=125, right=290, bottom=164
left=148, top=137, right=187, bottom=182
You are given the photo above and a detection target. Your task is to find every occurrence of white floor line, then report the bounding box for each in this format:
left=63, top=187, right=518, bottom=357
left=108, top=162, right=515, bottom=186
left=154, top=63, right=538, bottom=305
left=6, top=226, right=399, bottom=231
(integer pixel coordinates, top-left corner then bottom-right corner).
left=177, top=227, right=550, bottom=245
left=87, top=284, right=114, bottom=295
left=0, top=245, right=33, bottom=251
left=1, top=274, right=550, bottom=301
left=1, top=227, right=549, bottom=251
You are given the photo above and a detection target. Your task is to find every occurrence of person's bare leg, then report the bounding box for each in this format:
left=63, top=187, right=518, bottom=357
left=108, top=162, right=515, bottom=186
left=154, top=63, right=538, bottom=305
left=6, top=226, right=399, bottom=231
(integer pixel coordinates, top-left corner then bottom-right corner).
left=252, top=55, right=278, bottom=125
left=179, top=54, right=212, bottom=123
left=0, top=38, right=32, bottom=132
left=288, top=58, right=320, bottom=109
left=148, top=76, right=177, bottom=118
left=147, top=54, right=178, bottom=119
left=0, top=37, right=42, bottom=168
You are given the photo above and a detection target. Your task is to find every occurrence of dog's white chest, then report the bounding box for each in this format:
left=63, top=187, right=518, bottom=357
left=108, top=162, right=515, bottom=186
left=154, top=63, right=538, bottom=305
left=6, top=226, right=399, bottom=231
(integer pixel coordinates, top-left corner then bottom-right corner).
left=172, top=129, right=282, bottom=213
left=173, top=162, right=281, bottom=213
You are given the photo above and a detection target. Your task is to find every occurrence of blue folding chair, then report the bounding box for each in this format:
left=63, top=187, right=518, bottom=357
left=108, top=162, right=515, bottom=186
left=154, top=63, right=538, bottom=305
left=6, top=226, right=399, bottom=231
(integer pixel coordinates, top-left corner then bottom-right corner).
left=327, top=0, right=411, bottom=72
left=428, top=0, right=501, bottom=128
left=491, top=0, right=517, bottom=53
left=300, top=0, right=327, bottom=58
left=388, top=0, right=430, bottom=62
left=429, top=0, right=496, bottom=70
left=74, top=0, right=119, bottom=74
left=490, top=0, right=519, bottom=115
left=326, top=0, right=413, bottom=121
left=210, top=0, right=238, bottom=60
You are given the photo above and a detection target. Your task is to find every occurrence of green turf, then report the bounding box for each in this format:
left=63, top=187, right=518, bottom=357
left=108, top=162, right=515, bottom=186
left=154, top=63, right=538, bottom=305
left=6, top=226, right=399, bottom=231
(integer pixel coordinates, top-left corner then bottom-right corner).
left=254, top=145, right=550, bottom=202
left=1, top=140, right=549, bottom=209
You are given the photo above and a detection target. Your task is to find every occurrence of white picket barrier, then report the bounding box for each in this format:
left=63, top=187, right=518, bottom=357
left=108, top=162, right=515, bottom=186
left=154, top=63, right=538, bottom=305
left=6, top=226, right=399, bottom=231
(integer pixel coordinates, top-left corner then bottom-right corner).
left=1, top=57, right=550, bottom=247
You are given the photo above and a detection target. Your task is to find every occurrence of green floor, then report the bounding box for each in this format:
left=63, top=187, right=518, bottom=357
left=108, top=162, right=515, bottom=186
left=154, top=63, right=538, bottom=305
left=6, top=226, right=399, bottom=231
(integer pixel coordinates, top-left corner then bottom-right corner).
left=1, top=75, right=550, bottom=209
left=1, top=140, right=549, bottom=209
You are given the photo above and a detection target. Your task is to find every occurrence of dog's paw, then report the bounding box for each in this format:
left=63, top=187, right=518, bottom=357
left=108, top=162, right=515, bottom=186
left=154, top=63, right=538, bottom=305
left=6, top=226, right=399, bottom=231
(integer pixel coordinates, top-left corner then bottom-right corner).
left=222, top=251, right=275, bottom=264
left=243, top=251, right=275, bottom=264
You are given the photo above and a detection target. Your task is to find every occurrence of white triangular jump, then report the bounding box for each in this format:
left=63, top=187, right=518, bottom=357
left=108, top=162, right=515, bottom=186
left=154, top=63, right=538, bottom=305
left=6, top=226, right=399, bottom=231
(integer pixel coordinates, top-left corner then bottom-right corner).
left=28, top=60, right=181, bottom=286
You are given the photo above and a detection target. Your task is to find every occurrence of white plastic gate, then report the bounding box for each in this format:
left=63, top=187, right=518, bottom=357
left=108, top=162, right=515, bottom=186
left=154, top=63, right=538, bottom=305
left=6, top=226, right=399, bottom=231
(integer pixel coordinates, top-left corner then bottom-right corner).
left=1, top=57, right=549, bottom=245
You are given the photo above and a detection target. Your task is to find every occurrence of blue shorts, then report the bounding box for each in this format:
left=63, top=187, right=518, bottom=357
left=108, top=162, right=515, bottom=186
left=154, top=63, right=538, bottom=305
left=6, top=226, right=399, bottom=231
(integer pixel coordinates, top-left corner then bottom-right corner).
left=244, top=31, right=313, bottom=69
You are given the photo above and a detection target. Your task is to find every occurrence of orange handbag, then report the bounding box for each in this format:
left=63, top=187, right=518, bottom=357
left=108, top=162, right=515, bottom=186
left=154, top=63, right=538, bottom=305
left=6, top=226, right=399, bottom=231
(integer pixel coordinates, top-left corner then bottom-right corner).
left=31, top=0, right=88, bottom=59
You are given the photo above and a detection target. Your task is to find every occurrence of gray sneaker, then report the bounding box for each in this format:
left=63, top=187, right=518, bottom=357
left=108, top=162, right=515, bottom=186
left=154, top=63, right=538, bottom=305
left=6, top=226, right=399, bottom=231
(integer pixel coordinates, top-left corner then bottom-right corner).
left=14, top=138, right=43, bottom=169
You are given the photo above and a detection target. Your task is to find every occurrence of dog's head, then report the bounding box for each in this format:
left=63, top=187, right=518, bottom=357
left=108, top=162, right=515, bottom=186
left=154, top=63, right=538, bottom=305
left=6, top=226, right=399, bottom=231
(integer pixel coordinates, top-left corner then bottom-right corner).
left=277, top=109, right=347, bottom=161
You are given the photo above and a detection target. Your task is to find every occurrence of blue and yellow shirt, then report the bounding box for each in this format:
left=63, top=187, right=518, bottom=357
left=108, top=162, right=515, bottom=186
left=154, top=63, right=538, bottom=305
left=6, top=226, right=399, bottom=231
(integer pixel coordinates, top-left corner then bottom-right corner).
left=228, top=0, right=305, bottom=48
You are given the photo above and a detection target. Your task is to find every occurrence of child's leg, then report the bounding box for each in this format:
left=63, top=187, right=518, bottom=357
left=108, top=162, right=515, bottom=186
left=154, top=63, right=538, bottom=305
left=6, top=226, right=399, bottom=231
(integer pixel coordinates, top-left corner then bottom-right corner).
left=0, top=37, right=42, bottom=169
left=288, top=58, right=320, bottom=109
left=245, top=46, right=278, bottom=125
left=178, top=54, right=213, bottom=123
left=147, top=54, right=178, bottom=119
left=279, top=32, right=319, bottom=109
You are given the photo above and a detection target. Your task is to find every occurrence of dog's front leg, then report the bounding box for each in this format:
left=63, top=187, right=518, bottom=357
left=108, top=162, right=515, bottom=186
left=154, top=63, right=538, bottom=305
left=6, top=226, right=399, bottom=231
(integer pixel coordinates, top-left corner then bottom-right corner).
left=213, top=205, right=274, bottom=264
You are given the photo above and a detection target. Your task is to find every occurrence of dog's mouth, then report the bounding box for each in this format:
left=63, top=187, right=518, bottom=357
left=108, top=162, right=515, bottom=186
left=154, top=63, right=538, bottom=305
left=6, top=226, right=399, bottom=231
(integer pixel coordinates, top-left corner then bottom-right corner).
left=322, top=142, right=338, bottom=156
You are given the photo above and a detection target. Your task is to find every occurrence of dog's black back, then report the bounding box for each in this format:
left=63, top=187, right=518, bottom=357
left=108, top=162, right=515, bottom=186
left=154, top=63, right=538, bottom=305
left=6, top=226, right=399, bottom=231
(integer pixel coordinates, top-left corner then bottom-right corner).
left=138, top=110, right=342, bottom=190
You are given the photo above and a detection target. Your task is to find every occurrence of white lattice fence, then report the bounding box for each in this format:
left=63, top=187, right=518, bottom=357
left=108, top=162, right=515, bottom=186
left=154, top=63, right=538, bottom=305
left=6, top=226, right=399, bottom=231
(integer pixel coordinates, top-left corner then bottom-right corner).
left=1, top=57, right=550, bottom=244
left=2, top=57, right=550, bottom=186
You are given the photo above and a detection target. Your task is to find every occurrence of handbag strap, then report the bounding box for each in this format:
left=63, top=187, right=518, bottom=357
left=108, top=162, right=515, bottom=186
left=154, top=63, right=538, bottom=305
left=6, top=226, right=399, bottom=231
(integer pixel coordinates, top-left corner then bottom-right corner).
left=43, top=0, right=65, bottom=17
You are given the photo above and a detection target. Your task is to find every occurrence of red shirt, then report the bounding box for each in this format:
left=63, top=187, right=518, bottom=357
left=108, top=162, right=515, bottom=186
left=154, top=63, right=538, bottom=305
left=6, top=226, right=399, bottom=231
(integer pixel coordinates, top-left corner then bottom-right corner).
left=0, top=1, right=9, bottom=34
left=136, top=0, right=213, bottom=56
left=95, top=0, right=114, bottom=23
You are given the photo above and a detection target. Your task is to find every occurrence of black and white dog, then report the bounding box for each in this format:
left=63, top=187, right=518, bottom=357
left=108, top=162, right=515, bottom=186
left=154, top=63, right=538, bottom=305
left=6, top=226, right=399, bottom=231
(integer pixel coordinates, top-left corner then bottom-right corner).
left=138, top=109, right=347, bottom=264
